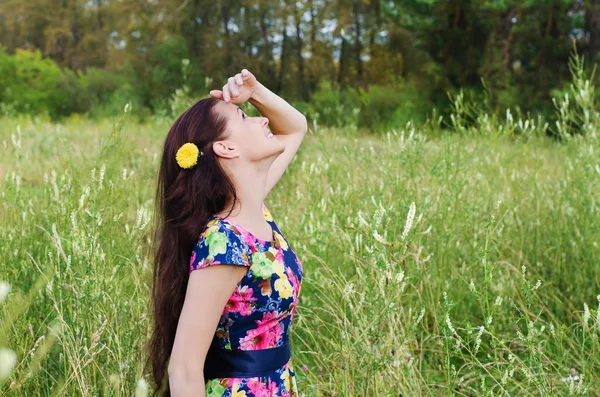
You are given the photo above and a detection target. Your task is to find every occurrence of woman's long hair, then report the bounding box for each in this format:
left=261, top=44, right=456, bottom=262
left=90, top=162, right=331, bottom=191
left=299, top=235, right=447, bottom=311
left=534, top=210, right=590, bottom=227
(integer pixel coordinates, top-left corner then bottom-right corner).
left=145, top=97, right=238, bottom=396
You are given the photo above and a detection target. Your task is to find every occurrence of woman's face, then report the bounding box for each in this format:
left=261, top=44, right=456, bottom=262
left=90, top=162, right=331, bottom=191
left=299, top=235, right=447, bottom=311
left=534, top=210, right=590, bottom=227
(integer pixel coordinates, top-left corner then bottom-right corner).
left=213, top=101, right=285, bottom=164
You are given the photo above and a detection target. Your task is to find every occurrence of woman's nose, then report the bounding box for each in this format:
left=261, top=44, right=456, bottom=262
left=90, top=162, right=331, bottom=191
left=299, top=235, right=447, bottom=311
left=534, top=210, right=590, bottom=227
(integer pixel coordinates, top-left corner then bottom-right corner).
left=262, top=117, right=269, bottom=127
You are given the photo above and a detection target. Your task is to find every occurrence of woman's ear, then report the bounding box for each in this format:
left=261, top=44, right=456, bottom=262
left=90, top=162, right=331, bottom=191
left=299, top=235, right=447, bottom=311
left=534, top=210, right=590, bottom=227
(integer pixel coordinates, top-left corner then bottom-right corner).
left=212, top=140, right=240, bottom=159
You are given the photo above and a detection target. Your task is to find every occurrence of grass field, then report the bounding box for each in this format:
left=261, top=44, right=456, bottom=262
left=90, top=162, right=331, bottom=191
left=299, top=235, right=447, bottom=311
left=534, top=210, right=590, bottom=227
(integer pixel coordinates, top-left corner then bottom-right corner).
left=1, top=90, right=600, bottom=396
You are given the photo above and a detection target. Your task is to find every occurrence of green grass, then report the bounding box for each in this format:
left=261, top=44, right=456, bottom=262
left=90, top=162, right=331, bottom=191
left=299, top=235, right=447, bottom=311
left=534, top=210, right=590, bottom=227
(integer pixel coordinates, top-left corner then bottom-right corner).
left=0, top=109, right=598, bottom=396
left=1, top=55, right=600, bottom=396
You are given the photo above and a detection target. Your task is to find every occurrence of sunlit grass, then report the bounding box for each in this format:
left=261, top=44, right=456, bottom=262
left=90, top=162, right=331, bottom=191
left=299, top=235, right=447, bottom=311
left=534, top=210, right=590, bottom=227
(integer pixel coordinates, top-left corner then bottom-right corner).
left=1, top=54, right=600, bottom=396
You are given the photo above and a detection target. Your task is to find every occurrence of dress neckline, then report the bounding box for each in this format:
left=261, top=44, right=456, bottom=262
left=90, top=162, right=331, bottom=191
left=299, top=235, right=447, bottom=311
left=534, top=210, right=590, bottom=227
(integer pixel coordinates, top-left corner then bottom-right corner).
left=212, top=214, right=276, bottom=246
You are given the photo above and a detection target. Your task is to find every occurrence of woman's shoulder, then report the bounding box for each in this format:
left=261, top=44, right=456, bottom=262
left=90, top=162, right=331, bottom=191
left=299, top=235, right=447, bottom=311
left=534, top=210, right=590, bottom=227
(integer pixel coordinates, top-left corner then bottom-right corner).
left=190, top=217, right=251, bottom=273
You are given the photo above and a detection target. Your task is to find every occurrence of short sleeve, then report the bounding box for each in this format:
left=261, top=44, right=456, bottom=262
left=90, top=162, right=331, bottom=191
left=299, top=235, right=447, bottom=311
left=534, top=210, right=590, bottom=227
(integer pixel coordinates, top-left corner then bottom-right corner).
left=189, top=221, right=251, bottom=274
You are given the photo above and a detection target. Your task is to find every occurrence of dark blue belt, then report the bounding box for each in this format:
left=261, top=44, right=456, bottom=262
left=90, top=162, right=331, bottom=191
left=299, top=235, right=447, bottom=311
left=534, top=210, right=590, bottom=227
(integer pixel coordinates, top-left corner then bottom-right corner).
left=203, top=343, right=291, bottom=379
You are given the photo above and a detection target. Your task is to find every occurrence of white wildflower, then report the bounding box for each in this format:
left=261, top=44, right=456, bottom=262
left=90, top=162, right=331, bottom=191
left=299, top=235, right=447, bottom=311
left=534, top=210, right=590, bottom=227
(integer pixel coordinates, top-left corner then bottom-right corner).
left=414, top=309, right=425, bottom=326
left=395, top=272, right=404, bottom=283
left=400, top=202, right=416, bottom=241
left=469, top=280, right=476, bottom=293
left=0, top=347, right=17, bottom=381
left=135, top=377, right=149, bottom=397
left=373, top=208, right=384, bottom=229
left=597, top=295, right=600, bottom=328
left=494, top=296, right=503, bottom=307
left=533, top=280, right=542, bottom=290
left=474, top=326, right=485, bottom=354
left=0, top=281, right=10, bottom=303
left=445, top=314, right=456, bottom=335
left=501, top=370, right=509, bottom=386
left=342, top=283, right=355, bottom=297
left=583, top=303, right=591, bottom=328
left=70, top=213, right=77, bottom=231
left=373, top=230, right=385, bottom=243
left=98, top=164, right=106, bottom=189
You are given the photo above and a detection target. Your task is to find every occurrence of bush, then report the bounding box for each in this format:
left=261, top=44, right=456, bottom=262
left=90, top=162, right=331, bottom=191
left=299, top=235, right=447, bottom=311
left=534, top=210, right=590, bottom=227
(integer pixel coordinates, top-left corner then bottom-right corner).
left=0, top=48, right=80, bottom=119
left=79, top=61, right=147, bottom=119
left=307, top=81, right=361, bottom=128
left=357, top=81, right=431, bottom=132
left=302, top=80, right=434, bottom=133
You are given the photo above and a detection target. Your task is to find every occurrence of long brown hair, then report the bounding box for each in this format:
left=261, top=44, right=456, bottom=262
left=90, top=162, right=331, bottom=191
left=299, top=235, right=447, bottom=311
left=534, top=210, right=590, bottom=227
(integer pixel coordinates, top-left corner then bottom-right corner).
left=145, top=97, right=238, bottom=396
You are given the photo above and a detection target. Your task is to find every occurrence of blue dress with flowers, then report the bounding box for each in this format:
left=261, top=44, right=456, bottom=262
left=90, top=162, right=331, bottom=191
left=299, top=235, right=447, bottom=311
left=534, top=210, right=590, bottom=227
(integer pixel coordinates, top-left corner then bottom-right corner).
left=189, top=203, right=303, bottom=397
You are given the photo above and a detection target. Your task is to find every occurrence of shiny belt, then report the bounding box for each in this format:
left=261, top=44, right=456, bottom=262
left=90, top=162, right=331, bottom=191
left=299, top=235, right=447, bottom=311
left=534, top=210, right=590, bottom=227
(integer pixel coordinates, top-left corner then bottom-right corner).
left=203, top=343, right=291, bottom=379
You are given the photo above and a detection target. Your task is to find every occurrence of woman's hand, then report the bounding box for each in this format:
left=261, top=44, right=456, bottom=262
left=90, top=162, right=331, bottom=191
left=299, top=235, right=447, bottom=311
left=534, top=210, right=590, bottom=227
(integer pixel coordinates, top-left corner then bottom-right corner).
left=209, top=69, right=261, bottom=104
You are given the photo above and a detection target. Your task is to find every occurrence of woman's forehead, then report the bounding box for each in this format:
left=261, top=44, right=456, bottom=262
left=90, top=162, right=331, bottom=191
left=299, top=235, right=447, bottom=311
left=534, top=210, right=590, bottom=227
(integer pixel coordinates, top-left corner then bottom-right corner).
left=217, top=100, right=240, bottom=116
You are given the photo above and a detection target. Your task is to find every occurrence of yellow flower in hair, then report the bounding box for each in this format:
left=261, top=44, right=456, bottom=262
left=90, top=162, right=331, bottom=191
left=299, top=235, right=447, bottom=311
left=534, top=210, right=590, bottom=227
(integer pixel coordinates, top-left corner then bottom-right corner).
left=176, top=143, right=200, bottom=169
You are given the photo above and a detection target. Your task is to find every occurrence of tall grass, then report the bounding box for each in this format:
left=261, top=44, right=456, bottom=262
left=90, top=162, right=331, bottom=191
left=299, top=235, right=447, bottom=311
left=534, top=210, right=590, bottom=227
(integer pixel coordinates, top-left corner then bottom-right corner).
left=1, top=53, right=599, bottom=396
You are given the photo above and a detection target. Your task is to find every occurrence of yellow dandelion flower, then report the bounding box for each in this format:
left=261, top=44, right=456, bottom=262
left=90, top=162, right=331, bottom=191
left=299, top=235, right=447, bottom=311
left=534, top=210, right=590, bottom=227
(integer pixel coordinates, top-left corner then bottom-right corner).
left=176, top=143, right=199, bottom=169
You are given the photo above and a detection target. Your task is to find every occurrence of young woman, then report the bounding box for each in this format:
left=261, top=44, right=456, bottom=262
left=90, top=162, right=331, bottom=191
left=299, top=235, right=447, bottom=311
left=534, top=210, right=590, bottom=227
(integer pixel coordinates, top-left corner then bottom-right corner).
left=147, top=69, right=307, bottom=397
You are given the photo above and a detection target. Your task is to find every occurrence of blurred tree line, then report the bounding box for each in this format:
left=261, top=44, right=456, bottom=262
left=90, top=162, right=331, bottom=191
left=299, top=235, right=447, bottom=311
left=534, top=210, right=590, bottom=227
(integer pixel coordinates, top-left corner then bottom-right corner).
left=0, top=0, right=597, bottom=130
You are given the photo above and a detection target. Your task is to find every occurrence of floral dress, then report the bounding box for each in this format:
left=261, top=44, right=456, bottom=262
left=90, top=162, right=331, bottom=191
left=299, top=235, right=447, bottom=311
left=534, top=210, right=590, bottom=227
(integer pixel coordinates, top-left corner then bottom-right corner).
left=189, top=202, right=303, bottom=397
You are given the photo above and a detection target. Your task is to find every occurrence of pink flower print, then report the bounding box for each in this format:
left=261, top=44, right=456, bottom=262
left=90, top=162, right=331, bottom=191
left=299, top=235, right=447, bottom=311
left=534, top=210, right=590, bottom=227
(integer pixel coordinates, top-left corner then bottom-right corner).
left=266, top=379, right=279, bottom=396
left=275, top=247, right=284, bottom=264
left=236, top=226, right=256, bottom=247
left=257, top=310, right=282, bottom=325
left=225, top=285, right=257, bottom=316
left=190, top=251, right=197, bottom=266
left=247, top=378, right=268, bottom=396
left=239, top=312, right=284, bottom=350
left=239, top=327, right=274, bottom=350
left=191, top=257, right=208, bottom=272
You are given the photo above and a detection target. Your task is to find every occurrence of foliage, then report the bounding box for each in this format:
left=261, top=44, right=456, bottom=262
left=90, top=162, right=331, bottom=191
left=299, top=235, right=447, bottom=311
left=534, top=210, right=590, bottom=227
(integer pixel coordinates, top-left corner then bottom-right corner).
left=1, top=93, right=599, bottom=394
left=0, top=48, right=76, bottom=119
left=0, top=0, right=596, bottom=124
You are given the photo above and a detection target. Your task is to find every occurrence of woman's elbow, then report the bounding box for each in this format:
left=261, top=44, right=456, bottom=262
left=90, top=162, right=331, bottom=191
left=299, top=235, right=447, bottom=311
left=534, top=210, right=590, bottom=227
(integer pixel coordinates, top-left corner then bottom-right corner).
left=168, top=360, right=205, bottom=396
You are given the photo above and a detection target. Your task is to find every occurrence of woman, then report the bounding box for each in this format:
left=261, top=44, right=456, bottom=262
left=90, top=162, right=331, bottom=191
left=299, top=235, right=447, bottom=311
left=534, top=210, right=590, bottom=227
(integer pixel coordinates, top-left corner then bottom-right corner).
left=146, top=68, right=307, bottom=397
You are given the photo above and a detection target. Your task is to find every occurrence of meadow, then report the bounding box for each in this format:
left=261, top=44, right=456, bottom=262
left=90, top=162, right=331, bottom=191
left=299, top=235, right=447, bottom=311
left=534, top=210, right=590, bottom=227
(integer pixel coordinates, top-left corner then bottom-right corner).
left=1, top=67, right=600, bottom=396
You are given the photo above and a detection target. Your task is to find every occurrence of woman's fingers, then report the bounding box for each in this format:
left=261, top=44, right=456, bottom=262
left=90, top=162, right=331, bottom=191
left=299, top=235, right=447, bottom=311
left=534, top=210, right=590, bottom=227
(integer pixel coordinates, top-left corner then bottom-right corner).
left=214, top=70, right=251, bottom=102
left=234, top=73, right=243, bottom=86
left=222, top=84, right=230, bottom=102
left=241, top=69, right=253, bottom=81
left=228, top=77, right=239, bottom=98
